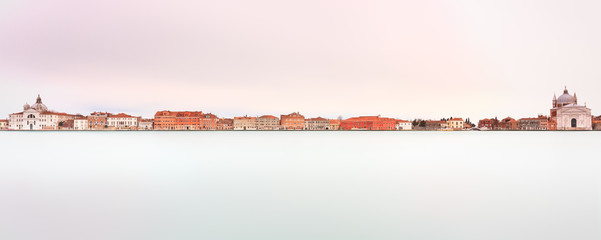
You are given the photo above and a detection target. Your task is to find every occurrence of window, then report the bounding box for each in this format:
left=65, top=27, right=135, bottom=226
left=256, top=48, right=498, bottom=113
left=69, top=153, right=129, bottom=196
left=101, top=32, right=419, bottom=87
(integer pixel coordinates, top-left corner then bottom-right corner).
left=571, top=118, right=577, bottom=128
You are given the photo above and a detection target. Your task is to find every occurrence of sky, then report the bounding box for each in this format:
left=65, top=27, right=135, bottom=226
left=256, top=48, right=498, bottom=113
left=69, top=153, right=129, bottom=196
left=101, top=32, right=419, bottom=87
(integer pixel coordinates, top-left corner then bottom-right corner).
left=1, top=0, right=600, bottom=120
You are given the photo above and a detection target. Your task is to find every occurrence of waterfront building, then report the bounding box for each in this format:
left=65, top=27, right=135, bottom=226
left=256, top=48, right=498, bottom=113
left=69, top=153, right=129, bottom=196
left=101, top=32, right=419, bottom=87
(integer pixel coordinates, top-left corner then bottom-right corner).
left=551, top=87, right=592, bottom=130
left=233, top=116, right=257, bottom=130
left=425, top=120, right=447, bottom=131
left=217, top=118, right=234, bottom=130
left=518, top=116, right=549, bottom=131
left=154, top=111, right=179, bottom=130
left=107, top=113, right=139, bottom=130
left=154, top=111, right=202, bottom=130
left=9, top=95, right=77, bottom=130
left=593, top=116, right=601, bottom=130
left=329, top=119, right=341, bottom=130
left=396, top=120, right=412, bottom=130
left=257, top=115, right=280, bottom=130
left=341, top=116, right=397, bottom=130
left=74, top=118, right=89, bottom=130
left=478, top=118, right=498, bottom=130
left=138, top=119, right=154, bottom=130
left=305, top=117, right=330, bottom=130
left=0, top=119, right=8, bottom=130
left=280, top=112, right=305, bottom=130
left=447, top=118, right=464, bottom=130
left=88, top=112, right=111, bottom=129
left=200, top=113, right=218, bottom=130
left=547, top=119, right=557, bottom=130
left=496, top=117, right=519, bottom=130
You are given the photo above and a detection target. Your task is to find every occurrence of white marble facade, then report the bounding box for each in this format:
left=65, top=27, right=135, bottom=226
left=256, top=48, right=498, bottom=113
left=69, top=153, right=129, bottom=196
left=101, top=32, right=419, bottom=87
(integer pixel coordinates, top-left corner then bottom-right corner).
left=556, top=104, right=592, bottom=130
left=551, top=87, right=592, bottom=130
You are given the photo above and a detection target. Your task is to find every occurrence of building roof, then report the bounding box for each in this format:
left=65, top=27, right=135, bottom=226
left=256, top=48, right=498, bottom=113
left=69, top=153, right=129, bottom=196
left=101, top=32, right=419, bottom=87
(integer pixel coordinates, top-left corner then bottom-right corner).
left=501, top=117, right=517, bottom=122
left=90, top=112, right=112, bottom=116
left=234, top=116, right=257, bottom=120
left=306, top=117, right=328, bottom=121
left=202, top=113, right=218, bottom=118
left=40, top=111, right=76, bottom=116
left=109, top=113, right=136, bottom=118
left=562, top=103, right=590, bottom=109
left=258, top=115, right=279, bottom=119
left=154, top=111, right=204, bottom=117
left=281, top=112, right=304, bottom=118
left=449, top=118, right=464, bottom=121
left=217, top=118, right=234, bottom=124
left=345, top=116, right=396, bottom=122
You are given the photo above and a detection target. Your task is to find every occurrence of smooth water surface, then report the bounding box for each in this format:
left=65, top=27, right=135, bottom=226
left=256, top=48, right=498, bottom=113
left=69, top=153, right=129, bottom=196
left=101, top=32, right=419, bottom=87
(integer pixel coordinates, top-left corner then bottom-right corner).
left=0, top=131, right=599, bottom=240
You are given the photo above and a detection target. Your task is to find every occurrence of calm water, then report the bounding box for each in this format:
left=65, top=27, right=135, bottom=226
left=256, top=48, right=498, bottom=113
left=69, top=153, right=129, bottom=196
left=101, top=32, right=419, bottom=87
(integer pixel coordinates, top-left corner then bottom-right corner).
left=0, top=131, right=600, bottom=240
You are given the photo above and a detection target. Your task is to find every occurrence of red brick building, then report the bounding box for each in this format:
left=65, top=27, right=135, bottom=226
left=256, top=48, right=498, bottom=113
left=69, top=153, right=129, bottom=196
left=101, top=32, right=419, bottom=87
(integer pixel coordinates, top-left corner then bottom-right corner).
left=478, top=118, right=499, bottom=130
left=154, top=111, right=218, bottom=130
left=497, top=117, right=519, bottom=130
left=200, top=113, right=218, bottom=130
left=88, top=112, right=111, bottom=129
left=340, top=116, right=397, bottom=130
left=217, top=118, right=234, bottom=130
left=592, top=116, right=601, bottom=130
left=280, top=112, right=305, bottom=130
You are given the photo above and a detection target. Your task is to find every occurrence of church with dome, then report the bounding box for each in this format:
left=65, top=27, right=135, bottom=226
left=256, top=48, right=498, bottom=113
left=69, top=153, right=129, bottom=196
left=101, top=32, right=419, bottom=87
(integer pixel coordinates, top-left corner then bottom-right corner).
left=9, top=95, right=77, bottom=130
left=551, top=87, right=592, bottom=130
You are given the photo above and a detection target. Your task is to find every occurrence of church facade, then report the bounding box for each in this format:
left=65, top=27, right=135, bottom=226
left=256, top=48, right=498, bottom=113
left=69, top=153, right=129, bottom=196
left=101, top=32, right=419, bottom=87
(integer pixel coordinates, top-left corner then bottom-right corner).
left=9, top=95, right=77, bottom=130
left=550, top=87, right=592, bottom=130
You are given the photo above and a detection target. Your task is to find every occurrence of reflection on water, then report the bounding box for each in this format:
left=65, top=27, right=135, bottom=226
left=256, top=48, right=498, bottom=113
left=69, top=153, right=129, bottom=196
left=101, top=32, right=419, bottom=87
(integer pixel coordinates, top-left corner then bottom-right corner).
left=0, top=131, right=600, bottom=240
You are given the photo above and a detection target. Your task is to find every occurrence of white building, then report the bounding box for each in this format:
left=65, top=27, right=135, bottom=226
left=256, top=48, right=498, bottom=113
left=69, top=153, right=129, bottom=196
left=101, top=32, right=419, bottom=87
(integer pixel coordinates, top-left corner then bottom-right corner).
left=107, top=113, right=139, bottom=130
left=257, top=115, right=280, bottom=130
left=138, top=119, right=153, bottom=130
left=551, top=87, right=592, bottom=130
left=0, top=120, right=8, bottom=130
left=9, top=95, right=76, bottom=130
left=396, top=120, right=413, bottom=130
left=305, top=117, right=330, bottom=130
left=74, top=118, right=89, bottom=130
left=233, top=116, right=257, bottom=130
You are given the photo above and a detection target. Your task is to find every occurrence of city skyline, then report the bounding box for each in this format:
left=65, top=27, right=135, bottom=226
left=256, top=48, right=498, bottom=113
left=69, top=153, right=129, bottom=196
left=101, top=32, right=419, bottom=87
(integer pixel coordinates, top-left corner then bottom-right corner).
left=3, top=87, right=599, bottom=131
left=2, top=1, right=601, bottom=120
left=0, top=86, right=596, bottom=121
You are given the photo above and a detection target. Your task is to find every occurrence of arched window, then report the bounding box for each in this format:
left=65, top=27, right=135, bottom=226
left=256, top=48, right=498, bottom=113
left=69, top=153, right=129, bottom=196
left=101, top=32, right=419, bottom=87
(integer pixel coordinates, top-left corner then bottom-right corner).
left=571, top=118, right=577, bottom=128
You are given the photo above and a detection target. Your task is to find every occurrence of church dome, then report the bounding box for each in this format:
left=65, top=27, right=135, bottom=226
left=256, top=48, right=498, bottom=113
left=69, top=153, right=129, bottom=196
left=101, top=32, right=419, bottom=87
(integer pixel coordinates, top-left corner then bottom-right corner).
left=31, top=103, right=48, bottom=112
left=23, top=103, right=30, bottom=110
left=30, top=94, right=48, bottom=112
left=556, top=88, right=576, bottom=105
left=557, top=93, right=575, bottom=104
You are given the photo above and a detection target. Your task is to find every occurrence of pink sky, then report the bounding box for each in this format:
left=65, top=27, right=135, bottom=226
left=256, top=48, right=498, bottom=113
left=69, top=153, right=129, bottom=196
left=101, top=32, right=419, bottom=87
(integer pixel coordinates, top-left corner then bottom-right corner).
left=1, top=0, right=600, bottom=119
